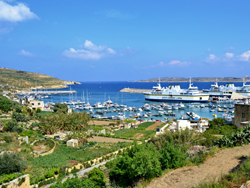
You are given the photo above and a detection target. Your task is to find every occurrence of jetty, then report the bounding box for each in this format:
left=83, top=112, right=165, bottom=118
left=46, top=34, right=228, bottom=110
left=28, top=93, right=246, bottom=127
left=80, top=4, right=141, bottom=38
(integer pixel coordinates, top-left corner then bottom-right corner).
left=16, top=90, right=77, bottom=95
left=120, top=88, right=151, bottom=93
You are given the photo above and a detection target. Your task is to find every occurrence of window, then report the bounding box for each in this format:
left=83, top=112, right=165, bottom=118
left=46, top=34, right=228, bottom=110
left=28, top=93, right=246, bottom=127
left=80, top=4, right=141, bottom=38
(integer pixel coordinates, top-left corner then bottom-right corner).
left=38, top=103, right=40, bottom=105
left=32, top=103, right=34, bottom=105
left=242, top=113, right=245, bottom=118
left=200, top=97, right=202, bottom=100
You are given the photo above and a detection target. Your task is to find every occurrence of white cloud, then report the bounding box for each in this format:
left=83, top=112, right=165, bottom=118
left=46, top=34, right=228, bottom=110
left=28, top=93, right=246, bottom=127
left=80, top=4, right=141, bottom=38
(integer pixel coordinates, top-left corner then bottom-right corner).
left=225, top=53, right=234, bottom=58
left=62, top=40, right=116, bottom=60
left=18, top=49, right=34, bottom=57
left=239, top=50, right=250, bottom=61
left=150, top=60, right=190, bottom=68
left=205, top=50, right=250, bottom=63
left=168, top=60, right=190, bottom=66
left=208, top=54, right=216, bottom=60
left=0, top=1, right=38, bottom=22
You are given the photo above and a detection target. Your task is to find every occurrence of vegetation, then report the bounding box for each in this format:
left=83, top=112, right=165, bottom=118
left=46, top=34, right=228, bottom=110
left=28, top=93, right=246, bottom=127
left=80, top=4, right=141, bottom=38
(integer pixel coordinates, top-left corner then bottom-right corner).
left=0, top=67, right=69, bottom=89
left=5, top=120, right=23, bottom=133
left=0, top=152, right=27, bottom=175
left=53, top=103, right=68, bottom=114
left=41, top=112, right=91, bottom=134
left=214, top=124, right=250, bottom=148
left=108, top=135, right=188, bottom=187
left=12, top=112, right=29, bottom=122
left=51, top=170, right=104, bottom=188
left=29, top=142, right=130, bottom=182
left=113, top=122, right=164, bottom=140
left=0, top=94, right=18, bottom=112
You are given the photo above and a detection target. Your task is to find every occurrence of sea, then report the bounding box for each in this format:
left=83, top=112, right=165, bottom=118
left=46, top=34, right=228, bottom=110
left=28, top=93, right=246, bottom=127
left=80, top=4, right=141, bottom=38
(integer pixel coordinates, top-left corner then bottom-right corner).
left=39, top=81, right=246, bottom=121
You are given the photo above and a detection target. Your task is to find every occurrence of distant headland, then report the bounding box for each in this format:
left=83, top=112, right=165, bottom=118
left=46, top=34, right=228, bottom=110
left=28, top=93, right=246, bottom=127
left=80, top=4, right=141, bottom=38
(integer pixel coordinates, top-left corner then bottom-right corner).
left=0, top=67, right=81, bottom=90
left=134, top=76, right=250, bottom=83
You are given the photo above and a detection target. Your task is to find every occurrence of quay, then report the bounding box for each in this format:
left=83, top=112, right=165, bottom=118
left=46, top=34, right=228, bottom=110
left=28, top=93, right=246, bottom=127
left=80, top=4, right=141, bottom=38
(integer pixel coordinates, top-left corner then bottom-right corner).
left=120, top=88, right=151, bottom=93
left=16, top=90, right=77, bottom=95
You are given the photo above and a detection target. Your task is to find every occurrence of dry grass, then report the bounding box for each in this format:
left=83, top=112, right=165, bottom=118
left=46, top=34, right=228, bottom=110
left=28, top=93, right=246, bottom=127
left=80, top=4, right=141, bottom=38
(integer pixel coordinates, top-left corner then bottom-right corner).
left=145, top=122, right=163, bottom=130
left=87, top=136, right=133, bottom=143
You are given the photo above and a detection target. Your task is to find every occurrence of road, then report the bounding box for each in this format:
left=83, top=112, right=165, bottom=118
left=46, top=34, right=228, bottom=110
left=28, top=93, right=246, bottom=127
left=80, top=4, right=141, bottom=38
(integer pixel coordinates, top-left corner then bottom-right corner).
left=43, top=161, right=108, bottom=188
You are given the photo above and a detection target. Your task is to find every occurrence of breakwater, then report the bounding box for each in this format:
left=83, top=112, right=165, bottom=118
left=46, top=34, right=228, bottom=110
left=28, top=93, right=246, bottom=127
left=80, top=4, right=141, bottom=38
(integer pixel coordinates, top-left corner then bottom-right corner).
left=120, top=88, right=151, bottom=93
left=16, top=90, right=77, bottom=95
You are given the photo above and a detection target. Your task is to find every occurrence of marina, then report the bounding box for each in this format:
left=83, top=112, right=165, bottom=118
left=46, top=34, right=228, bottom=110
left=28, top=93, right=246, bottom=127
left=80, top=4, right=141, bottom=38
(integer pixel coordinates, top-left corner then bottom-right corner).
left=16, top=81, right=250, bottom=122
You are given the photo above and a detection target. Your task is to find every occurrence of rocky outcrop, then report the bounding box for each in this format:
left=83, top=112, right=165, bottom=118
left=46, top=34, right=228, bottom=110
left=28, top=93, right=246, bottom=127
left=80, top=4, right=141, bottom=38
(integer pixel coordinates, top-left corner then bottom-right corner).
left=120, top=88, right=151, bottom=93
left=65, top=81, right=81, bottom=85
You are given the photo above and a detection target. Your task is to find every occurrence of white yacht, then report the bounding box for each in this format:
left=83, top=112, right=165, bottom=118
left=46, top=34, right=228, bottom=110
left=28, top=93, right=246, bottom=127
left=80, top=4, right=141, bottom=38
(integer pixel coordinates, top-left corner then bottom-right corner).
left=144, top=78, right=209, bottom=103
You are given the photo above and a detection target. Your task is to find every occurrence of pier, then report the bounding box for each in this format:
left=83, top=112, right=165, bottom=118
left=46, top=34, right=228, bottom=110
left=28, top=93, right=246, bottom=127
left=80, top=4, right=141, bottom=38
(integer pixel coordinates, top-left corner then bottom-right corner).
left=16, top=90, right=77, bottom=95
left=120, top=88, right=151, bottom=93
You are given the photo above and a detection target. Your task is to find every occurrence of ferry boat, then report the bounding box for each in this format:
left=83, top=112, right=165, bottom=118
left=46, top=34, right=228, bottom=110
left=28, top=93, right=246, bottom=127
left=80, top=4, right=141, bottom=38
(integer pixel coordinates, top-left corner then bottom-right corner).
left=144, top=79, right=209, bottom=103
left=202, top=79, right=235, bottom=97
left=235, top=79, right=250, bottom=96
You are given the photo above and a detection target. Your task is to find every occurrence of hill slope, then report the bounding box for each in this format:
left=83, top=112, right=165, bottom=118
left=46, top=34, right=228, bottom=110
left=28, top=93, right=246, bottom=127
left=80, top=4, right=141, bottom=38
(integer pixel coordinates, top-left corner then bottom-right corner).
left=0, top=68, right=79, bottom=89
left=137, top=77, right=250, bottom=82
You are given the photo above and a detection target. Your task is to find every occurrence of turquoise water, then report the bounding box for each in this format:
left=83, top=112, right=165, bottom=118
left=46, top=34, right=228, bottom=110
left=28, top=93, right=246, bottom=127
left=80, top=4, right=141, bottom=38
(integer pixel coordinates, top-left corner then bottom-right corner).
left=39, top=81, right=242, bottom=121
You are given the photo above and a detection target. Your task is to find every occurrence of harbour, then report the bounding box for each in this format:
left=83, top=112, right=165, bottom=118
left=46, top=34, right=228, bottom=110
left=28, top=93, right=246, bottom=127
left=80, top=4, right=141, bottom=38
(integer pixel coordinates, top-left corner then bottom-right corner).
left=13, top=81, right=249, bottom=122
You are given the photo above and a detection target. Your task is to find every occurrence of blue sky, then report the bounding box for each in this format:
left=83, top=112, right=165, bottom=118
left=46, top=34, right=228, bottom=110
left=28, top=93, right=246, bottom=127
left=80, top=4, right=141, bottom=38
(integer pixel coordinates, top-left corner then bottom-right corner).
left=0, top=0, right=250, bottom=81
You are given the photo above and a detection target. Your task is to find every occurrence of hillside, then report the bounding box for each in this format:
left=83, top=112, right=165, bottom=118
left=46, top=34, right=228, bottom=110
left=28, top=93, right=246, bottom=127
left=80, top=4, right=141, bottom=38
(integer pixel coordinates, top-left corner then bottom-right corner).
left=0, top=68, right=80, bottom=89
left=137, top=76, right=250, bottom=82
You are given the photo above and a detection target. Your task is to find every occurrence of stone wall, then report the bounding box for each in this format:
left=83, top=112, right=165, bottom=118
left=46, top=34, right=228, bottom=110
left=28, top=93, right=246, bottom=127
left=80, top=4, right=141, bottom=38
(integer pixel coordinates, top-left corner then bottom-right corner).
left=234, top=104, right=250, bottom=128
left=0, top=174, right=30, bottom=188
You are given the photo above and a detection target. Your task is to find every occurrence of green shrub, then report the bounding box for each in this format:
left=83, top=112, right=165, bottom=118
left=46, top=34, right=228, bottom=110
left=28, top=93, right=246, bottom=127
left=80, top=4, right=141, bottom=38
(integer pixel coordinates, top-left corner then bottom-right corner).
left=53, top=103, right=68, bottom=114
left=88, top=167, right=105, bottom=187
left=5, top=119, right=23, bottom=133
left=0, top=153, right=27, bottom=175
left=12, top=112, right=29, bottom=122
left=109, top=142, right=162, bottom=187
left=159, top=141, right=187, bottom=169
left=209, top=118, right=226, bottom=129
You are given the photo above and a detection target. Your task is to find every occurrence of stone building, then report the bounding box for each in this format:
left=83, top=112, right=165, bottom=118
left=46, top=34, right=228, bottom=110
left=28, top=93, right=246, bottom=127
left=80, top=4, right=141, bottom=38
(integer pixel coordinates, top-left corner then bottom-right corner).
left=67, top=139, right=78, bottom=147
left=28, top=100, right=44, bottom=111
left=234, top=102, right=250, bottom=128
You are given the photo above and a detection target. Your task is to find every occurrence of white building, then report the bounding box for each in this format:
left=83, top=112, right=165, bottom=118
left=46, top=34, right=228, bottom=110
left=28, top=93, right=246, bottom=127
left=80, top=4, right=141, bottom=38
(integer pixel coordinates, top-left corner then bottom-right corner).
left=176, top=120, right=191, bottom=130
left=29, top=100, right=44, bottom=111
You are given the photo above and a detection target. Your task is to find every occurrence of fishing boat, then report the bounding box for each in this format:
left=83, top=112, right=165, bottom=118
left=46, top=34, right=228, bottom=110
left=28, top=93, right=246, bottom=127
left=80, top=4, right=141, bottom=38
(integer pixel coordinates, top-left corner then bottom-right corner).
left=144, top=78, right=209, bottom=103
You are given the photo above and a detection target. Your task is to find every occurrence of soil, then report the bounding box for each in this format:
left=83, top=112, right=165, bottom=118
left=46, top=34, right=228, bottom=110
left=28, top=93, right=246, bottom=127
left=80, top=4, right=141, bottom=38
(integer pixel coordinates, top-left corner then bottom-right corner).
left=133, top=133, right=144, bottom=139
left=33, top=144, right=49, bottom=154
left=88, top=120, right=116, bottom=126
left=146, top=122, right=163, bottom=130
left=67, top=160, right=79, bottom=166
left=87, top=136, right=133, bottom=143
left=147, top=144, right=250, bottom=188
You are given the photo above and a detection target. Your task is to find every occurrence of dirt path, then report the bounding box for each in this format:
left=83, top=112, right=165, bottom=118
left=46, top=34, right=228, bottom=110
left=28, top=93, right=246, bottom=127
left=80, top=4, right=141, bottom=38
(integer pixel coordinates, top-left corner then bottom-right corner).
left=88, top=120, right=116, bottom=125
left=146, top=122, right=163, bottom=130
left=147, top=144, right=250, bottom=188
left=87, top=136, right=133, bottom=143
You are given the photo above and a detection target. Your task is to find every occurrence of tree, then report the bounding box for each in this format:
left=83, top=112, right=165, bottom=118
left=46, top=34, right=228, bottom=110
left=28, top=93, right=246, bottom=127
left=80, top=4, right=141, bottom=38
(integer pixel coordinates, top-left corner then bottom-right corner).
left=88, top=167, right=106, bottom=187
left=41, top=112, right=91, bottom=135
left=5, top=119, right=23, bottom=133
left=209, top=118, right=226, bottom=129
left=159, top=140, right=187, bottom=169
left=12, top=112, right=28, bottom=122
left=15, top=106, right=22, bottom=113
left=0, top=152, right=27, bottom=175
left=53, top=103, right=68, bottom=114
left=109, top=142, right=162, bottom=187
